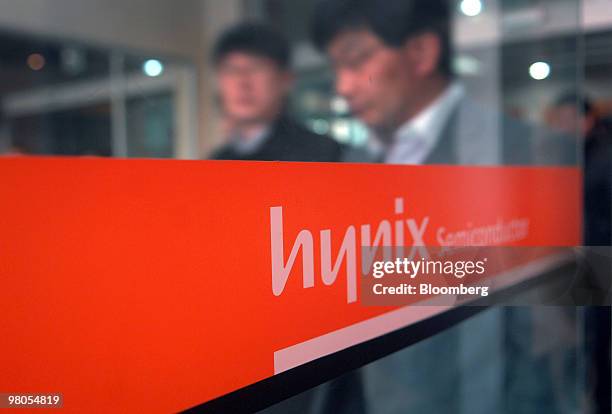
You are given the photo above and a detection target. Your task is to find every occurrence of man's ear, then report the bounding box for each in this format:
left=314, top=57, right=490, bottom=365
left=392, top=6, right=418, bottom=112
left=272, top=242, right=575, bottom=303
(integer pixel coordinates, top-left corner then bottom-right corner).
left=404, top=32, right=442, bottom=78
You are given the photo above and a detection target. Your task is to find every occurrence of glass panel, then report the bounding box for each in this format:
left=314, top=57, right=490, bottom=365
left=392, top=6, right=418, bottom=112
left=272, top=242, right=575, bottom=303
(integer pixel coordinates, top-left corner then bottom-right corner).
left=0, top=0, right=608, bottom=413
left=0, top=31, right=196, bottom=159
left=10, top=103, right=112, bottom=156
left=0, top=31, right=112, bottom=156
left=126, top=92, right=174, bottom=158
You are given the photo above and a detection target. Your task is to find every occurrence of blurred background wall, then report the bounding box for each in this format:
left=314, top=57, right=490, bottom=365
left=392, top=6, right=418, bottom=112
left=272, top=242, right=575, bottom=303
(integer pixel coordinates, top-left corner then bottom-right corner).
left=0, top=0, right=203, bottom=57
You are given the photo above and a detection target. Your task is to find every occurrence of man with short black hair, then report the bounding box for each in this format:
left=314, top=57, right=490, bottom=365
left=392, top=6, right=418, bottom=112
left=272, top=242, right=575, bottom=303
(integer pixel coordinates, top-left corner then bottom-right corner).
left=210, top=22, right=343, bottom=162
left=311, top=0, right=534, bottom=165
left=306, top=1, right=575, bottom=413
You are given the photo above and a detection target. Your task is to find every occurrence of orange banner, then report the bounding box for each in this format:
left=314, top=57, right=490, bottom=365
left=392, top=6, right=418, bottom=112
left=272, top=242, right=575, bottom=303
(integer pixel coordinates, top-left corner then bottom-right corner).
left=0, top=158, right=580, bottom=412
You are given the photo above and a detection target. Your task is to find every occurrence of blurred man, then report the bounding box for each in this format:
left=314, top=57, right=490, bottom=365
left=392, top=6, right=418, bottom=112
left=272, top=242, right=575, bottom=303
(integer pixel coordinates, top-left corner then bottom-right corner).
left=548, top=92, right=611, bottom=245
left=310, top=1, right=499, bottom=412
left=309, top=1, right=577, bottom=413
left=210, top=22, right=342, bottom=162
left=548, top=92, right=612, bottom=414
left=311, top=0, right=534, bottom=165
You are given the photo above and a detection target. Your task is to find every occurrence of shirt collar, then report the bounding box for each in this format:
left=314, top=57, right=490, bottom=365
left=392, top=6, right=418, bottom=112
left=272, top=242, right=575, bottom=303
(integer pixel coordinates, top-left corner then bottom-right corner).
left=229, top=124, right=271, bottom=155
left=393, top=81, right=465, bottom=151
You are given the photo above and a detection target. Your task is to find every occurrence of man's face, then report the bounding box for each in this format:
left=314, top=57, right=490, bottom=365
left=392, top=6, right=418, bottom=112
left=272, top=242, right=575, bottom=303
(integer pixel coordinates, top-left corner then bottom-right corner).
left=217, top=52, right=291, bottom=125
left=326, top=29, right=431, bottom=132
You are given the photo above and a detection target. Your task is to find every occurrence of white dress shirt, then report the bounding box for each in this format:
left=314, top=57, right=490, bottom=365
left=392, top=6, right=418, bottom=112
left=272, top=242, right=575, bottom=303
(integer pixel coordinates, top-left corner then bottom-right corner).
left=383, top=82, right=465, bottom=165
left=228, top=125, right=271, bottom=156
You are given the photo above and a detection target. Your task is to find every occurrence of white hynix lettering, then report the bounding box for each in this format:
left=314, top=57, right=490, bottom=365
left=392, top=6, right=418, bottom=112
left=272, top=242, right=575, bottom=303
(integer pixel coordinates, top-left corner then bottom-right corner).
left=270, top=198, right=429, bottom=303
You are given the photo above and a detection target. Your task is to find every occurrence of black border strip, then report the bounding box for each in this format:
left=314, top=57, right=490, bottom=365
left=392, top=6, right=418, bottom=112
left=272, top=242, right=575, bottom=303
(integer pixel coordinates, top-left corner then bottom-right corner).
left=183, top=261, right=577, bottom=414
left=183, top=306, right=481, bottom=414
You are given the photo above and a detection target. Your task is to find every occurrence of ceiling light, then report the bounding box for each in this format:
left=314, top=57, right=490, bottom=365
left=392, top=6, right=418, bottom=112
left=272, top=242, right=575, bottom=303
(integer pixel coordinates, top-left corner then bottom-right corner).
left=460, top=0, right=483, bottom=17
left=529, top=61, right=550, bottom=80
left=143, top=59, right=164, bottom=77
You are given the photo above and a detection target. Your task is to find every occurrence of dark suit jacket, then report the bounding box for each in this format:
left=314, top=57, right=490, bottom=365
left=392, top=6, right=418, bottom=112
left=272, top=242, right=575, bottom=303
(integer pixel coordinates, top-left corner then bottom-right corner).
left=211, top=115, right=343, bottom=162
left=584, top=118, right=612, bottom=245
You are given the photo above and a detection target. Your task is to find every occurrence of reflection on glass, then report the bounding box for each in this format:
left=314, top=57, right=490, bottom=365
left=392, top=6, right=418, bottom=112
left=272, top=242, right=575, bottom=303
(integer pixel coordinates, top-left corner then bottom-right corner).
left=0, top=31, right=196, bottom=159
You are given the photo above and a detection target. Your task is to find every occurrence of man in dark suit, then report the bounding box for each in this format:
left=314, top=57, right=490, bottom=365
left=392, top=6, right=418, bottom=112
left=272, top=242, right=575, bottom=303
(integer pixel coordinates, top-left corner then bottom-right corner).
left=210, top=22, right=342, bottom=162
left=548, top=92, right=612, bottom=245
left=548, top=92, right=611, bottom=414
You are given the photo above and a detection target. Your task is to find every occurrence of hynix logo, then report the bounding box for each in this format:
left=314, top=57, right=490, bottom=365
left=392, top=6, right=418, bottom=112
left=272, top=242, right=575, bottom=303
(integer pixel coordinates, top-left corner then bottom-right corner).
left=270, top=198, right=430, bottom=303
